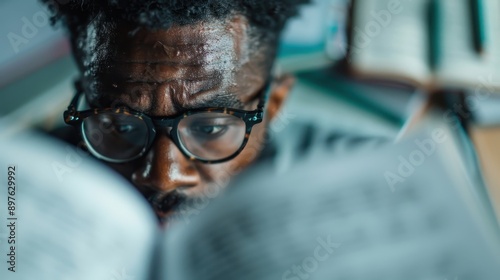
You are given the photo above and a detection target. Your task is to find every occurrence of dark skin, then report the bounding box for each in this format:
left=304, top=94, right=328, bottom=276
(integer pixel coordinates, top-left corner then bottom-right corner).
left=77, top=15, right=294, bottom=221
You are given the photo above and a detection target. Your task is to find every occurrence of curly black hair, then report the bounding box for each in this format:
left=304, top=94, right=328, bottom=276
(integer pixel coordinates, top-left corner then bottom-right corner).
left=42, top=0, right=309, bottom=41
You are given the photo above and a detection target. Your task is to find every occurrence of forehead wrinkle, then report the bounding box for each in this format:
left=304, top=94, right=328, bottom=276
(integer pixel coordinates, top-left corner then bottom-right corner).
left=113, top=42, right=211, bottom=64
left=105, top=61, right=221, bottom=84
left=104, top=19, right=246, bottom=99
left=127, top=21, right=222, bottom=46
left=113, top=60, right=205, bottom=66
left=92, top=18, right=256, bottom=116
left=98, top=88, right=153, bottom=113
left=113, top=20, right=234, bottom=66
left=226, top=15, right=250, bottom=67
left=148, top=81, right=243, bottom=116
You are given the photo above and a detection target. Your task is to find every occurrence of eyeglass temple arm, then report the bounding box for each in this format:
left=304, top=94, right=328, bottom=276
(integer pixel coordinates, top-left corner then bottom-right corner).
left=67, top=80, right=85, bottom=111
left=257, top=80, right=272, bottom=111
left=244, top=81, right=271, bottom=124
left=257, top=63, right=281, bottom=111
left=64, top=80, right=84, bottom=124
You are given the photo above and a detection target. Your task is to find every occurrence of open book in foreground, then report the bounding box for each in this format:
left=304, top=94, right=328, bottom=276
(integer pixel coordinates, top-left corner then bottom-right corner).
left=348, top=0, right=500, bottom=90
left=1, top=115, right=499, bottom=280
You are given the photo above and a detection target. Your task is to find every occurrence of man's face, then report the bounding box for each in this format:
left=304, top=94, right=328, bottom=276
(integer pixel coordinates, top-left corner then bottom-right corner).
left=78, top=15, right=288, bottom=222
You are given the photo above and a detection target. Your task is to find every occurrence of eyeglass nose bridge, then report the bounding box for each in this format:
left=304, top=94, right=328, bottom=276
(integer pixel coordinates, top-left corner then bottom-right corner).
left=151, top=118, right=175, bottom=127
left=139, top=117, right=183, bottom=161
left=149, top=118, right=181, bottom=142
left=145, top=118, right=178, bottom=145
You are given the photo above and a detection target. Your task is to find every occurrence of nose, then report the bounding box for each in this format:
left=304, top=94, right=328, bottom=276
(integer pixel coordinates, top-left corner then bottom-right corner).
left=131, top=134, right=201, bottom=195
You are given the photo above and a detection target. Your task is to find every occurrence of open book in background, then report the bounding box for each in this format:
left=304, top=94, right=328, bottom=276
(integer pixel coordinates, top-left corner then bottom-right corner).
left=349, top=0, right=500, bottom=90
left=1, top=113, right=500, bottom=280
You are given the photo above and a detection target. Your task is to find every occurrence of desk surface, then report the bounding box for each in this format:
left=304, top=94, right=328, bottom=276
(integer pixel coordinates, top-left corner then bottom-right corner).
left=471, top=126, right=500, bottom=219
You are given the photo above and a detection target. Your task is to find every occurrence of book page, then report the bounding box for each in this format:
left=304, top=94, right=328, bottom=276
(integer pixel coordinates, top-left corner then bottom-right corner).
left=350, top=0, right=430, bottom=85
left=0, top=129, right=158, bottom=280
left=437, top=0, right=500, bottom=89
left=161, top=121, right=500, bottom=280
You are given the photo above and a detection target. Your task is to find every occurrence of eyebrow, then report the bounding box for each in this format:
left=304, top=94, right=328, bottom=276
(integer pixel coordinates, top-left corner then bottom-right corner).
left=183, top=80, right=267, bottom=112
left=93, top=94, right=242, bottom=116
left=172, top=93, right=245, bottom=112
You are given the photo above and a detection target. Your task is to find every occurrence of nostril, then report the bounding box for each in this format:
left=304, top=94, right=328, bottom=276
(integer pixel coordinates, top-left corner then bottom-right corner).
left=130, top=134, right=202, bottom=194
left=131, top=165, right=155, bottom=192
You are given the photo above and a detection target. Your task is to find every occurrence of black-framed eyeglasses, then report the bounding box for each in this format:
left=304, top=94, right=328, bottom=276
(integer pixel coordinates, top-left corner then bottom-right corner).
left=64, top=81, right=270, bottom=164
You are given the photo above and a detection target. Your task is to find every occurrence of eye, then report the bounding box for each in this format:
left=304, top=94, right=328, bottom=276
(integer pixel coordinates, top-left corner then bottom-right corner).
left=178, top=114, right=245, bottom=146
left=190, top=125, right=226, bottom=136
left=112, top=123, right=135, bottom=134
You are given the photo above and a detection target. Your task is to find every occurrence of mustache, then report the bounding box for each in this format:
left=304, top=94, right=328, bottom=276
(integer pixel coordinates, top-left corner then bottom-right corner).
left=147, top=190, right=188, bottom=213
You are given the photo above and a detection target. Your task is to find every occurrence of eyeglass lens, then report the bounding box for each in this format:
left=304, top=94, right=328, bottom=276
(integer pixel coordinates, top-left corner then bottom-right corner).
left=81, top=112, right=247, bottom=162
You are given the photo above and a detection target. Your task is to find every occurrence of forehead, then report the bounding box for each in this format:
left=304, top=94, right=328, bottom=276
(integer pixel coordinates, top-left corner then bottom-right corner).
left=87, top=16, right=265, bottom=116
left=112, top=20, right=241, bottom=75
